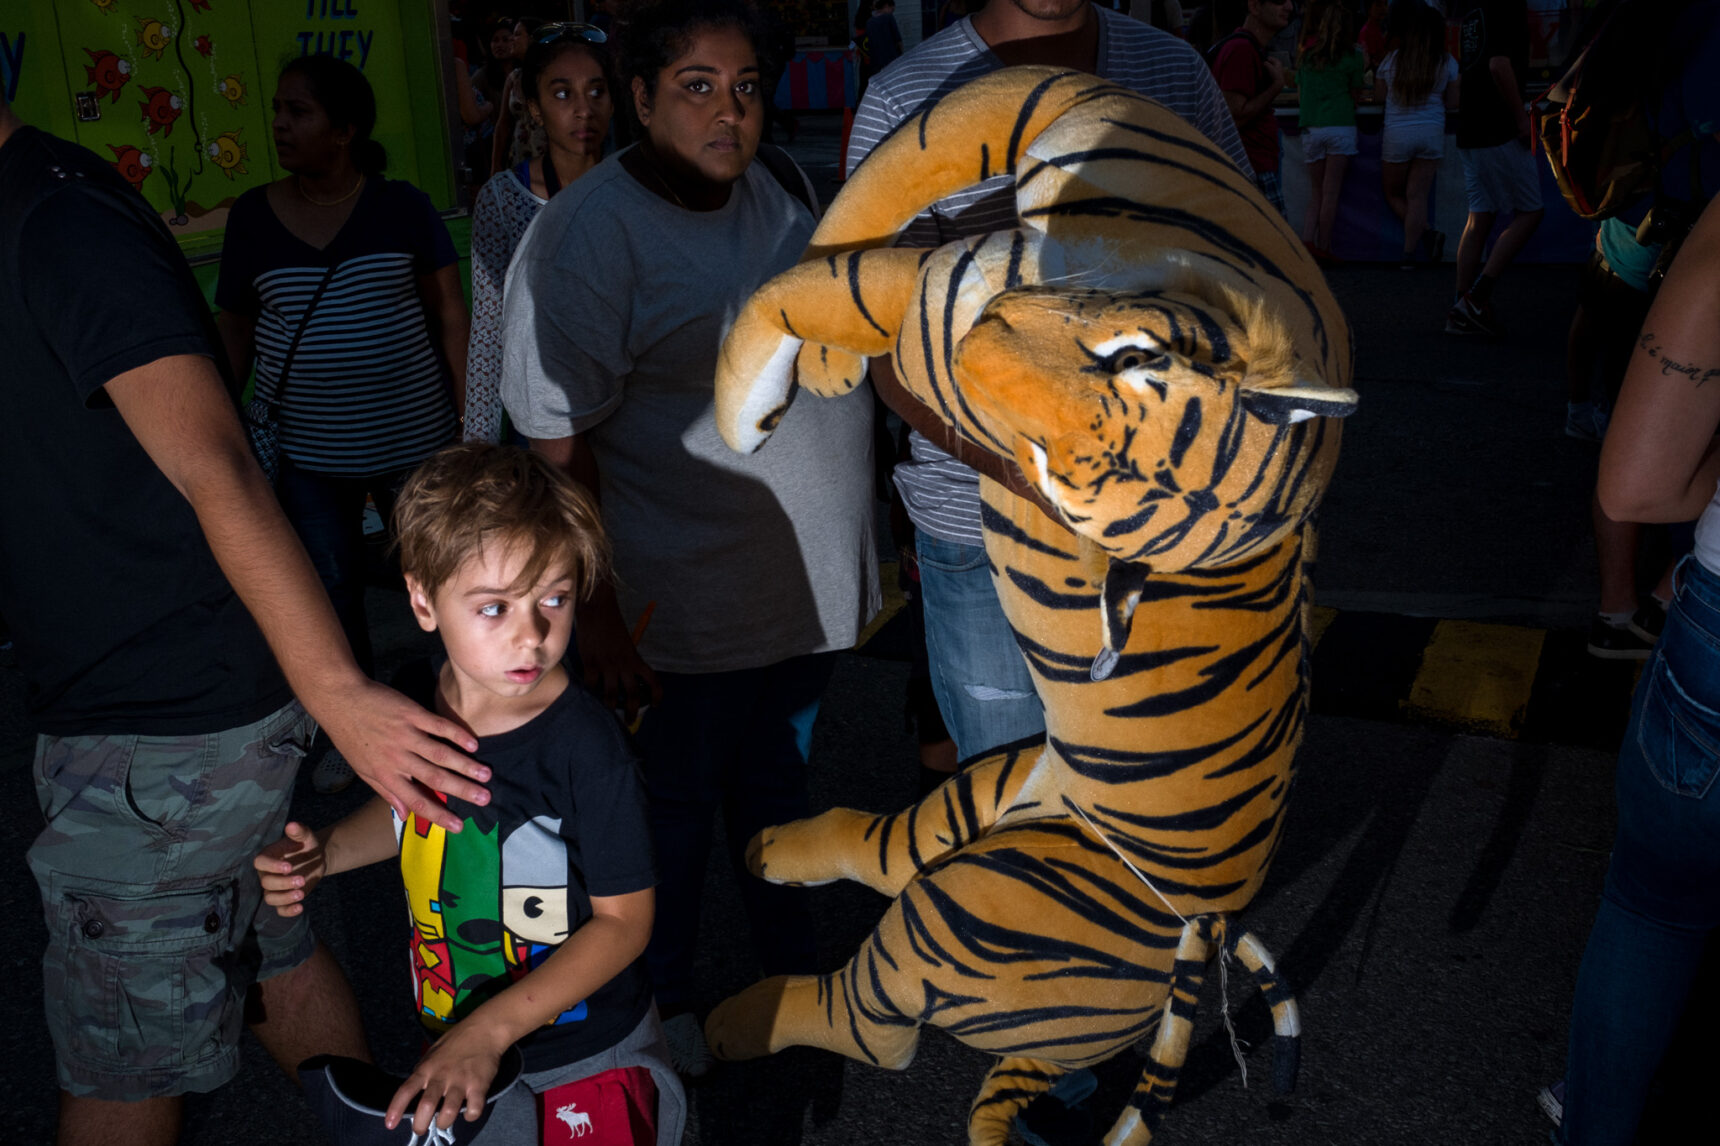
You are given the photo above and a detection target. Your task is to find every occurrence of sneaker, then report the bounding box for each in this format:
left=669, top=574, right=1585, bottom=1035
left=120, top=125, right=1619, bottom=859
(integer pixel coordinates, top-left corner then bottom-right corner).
left=311, top=749, right=355, bottom=795
left=1446, top=292, right=1506, bottom=337
left=1537, top=1080, right=1564, bottom=1127
left=663, top=1012, right=714, bottom=1079
left=1628, top=598, right=1667, bottom=645
left=1587, top=615, right=1653, bottom=660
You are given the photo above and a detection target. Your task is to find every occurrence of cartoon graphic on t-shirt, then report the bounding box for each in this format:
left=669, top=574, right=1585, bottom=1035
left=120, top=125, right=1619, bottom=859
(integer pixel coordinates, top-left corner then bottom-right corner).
left=400, top=805, right=588, bottom=1031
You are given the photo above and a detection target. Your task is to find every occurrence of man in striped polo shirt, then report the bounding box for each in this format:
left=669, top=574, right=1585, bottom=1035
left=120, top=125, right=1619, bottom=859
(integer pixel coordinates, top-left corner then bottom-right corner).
left=848, top=0, right=1250, bottom=770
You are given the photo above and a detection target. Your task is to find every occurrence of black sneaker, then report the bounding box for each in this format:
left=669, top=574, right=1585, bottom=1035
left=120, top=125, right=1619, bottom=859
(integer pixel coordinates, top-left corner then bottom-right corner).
left=1628, top=599, right=1667, bottom=644
left=1446, top=292, right=1506, bottom=337
left=1587, top=615, right=1653, bottom=660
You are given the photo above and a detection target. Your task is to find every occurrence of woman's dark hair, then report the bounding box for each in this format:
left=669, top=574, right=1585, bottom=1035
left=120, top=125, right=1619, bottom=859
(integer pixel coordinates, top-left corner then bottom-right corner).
left=521, top=31, right=617, bottom=110
left=280, top=55, right=387, bottom=175
left=1390, top=3, right=1448, bottom=109
left=620, top=0, right=775, bottom=105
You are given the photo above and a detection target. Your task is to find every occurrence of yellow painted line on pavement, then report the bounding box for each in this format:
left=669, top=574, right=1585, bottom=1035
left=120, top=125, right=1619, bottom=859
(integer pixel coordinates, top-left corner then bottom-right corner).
left=854, top=561, right=904, bottom=649
left=1402, top=619, right=1546, bottom=738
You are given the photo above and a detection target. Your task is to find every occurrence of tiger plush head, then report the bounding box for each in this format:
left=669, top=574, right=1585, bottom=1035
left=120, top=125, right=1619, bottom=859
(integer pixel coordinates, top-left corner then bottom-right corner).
left=946, top=276, right=1356, bottom=572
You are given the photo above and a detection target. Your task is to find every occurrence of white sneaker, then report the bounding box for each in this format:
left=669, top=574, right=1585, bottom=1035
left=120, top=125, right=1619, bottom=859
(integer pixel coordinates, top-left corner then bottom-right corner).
left=662, top=1012, right=714, bottom=1079
left=311, top=749, right=355, bottom=795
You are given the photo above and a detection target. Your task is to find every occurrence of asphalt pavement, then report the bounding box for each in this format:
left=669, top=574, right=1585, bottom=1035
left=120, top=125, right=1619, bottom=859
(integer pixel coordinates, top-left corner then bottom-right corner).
left=4, top=116, right=1711, bottom=1145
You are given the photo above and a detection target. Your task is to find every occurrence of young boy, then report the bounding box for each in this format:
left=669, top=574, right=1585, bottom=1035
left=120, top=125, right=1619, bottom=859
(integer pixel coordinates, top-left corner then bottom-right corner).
left=255, top=444, right=684, bottom=1144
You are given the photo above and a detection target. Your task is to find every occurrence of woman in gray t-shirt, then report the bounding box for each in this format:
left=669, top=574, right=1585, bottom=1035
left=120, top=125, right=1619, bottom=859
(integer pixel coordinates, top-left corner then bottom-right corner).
left=500, top=0, right=879, bottom=1078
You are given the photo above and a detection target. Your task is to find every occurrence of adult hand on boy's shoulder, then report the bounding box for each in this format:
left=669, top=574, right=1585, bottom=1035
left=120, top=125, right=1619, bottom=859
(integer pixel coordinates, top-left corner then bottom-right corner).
left=387, top=1016, right=510, bottom=1138
left=316, top=678, right=493, bottom=832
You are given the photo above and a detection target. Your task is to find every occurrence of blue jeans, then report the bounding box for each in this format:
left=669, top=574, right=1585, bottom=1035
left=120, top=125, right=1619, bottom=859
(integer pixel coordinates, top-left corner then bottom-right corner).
left=635, top=653, right=835, bottom=1014
left=1559, top=556, right=1720, bottom=1145
left=275, top=458, right=415, bottom=676
left=915, top=533, right=1045, bottom=766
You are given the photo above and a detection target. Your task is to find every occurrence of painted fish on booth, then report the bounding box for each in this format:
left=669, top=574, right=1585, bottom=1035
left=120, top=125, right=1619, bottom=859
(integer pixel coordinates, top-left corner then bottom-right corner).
left=108, top=144, right=152, bottom=192
left=139, top=87, right=183, bottom=137
left=208, top=130, right=247, bottom=179
left=137, top=17, right=173, bottom=61
left=217, top=74, right=246, bottom=107
left=189, top=0, right=212, bottom=12
left=194, top=35, right=213, bottom=57
left=89, top=0, right=119, bottom=13
left=84, top=49, right=132, bottom=103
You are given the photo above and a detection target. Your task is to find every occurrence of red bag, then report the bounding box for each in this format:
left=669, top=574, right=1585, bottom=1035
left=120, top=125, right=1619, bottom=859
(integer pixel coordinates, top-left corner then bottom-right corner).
left=538, top=1065, right=658, bottom=1145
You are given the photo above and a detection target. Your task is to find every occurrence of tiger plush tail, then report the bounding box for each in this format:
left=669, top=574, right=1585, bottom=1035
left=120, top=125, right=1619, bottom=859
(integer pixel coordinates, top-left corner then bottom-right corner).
left=1101, top=920, right=1301, bottom=1146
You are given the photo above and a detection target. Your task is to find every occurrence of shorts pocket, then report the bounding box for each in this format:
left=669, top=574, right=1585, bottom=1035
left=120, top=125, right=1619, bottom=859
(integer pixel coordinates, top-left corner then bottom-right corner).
left=48, top=878, right=242, bottom=1073
left=1635, top=651, right=1720, bottom=799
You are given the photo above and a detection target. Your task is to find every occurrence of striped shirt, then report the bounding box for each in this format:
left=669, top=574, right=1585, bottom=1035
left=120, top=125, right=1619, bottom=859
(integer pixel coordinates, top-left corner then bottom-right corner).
left=217, top=179, right=459, bottom=475
left=847, top=8, right=1250, bottom=546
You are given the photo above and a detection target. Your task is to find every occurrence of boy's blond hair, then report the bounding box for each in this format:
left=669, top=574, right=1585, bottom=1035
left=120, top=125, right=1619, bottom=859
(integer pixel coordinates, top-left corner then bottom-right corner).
left=393, top=444, right=610, bottom=601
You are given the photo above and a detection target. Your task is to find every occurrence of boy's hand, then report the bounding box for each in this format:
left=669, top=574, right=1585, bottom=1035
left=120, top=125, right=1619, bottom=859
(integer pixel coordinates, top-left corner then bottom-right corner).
left=385, top=1020, right=508, bottom=1137
left=254, top=822, right=329, bottom=917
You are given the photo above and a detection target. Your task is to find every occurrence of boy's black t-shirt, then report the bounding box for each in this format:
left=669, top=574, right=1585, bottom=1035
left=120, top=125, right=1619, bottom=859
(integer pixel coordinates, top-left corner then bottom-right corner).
left=0, top=126, right=288, bottom=734
left=392, top=659, right=655, bottom=1072
left=1456, top=0, right=1531, bottom=150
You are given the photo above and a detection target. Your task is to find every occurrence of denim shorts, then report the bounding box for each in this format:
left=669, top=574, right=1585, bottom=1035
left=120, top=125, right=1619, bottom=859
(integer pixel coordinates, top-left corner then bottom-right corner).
left=26, top=701, right=316, bottom=1098
left=1460, top=140, right=1544, bottom=214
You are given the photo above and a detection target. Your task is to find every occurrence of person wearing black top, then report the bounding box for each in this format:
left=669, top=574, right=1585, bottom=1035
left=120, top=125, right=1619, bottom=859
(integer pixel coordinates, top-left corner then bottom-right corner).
left=1446, top=0, right=1544, bottom=337
left=0, top=90, right=489, bottom=1146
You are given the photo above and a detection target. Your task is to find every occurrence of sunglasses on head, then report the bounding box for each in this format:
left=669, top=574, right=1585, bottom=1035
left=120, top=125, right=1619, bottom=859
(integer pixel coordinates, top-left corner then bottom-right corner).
left=533, top=22, right=608, bottom=47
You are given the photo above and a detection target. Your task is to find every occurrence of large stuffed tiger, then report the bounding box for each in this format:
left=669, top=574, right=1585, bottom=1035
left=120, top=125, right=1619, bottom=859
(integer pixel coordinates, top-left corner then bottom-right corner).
left=706, top=68, right=1355, bottom=1146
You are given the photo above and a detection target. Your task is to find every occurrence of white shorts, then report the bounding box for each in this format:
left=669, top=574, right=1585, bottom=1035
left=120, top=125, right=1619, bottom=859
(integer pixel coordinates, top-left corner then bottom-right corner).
left=1301, top=125, right=1358, bottom=162
left=1460, top=141, right=1544, bottom=214
left=1382, top=121, right=1445, bottom=164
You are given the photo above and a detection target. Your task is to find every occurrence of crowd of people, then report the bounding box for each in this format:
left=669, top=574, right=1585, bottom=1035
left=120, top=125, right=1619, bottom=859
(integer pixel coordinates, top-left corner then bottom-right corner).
left=1, top=2, right=1716, bottom=1145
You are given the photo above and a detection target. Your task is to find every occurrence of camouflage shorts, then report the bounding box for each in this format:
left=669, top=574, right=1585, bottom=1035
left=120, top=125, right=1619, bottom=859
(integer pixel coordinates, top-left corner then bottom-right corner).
left=26, top=700, right=318, bottom=1100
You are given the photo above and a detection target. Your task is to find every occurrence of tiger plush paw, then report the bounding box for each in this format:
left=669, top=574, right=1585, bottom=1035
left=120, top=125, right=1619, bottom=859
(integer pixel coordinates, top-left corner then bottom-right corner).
left=745, top=806, right=891, bottom=892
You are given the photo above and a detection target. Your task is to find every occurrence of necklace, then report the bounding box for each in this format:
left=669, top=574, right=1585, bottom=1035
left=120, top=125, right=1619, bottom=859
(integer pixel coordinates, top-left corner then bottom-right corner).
left=296, top=173, right=365, bottom=207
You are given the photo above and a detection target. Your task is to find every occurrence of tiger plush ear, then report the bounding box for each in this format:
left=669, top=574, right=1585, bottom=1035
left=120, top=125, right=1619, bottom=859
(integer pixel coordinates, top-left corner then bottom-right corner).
left=1239, top=383, right=1360, bottom=425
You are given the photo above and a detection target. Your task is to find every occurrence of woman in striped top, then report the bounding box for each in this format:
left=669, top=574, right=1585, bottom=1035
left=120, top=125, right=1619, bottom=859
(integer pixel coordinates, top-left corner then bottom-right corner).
left=216, top=56, right=467, bottom=679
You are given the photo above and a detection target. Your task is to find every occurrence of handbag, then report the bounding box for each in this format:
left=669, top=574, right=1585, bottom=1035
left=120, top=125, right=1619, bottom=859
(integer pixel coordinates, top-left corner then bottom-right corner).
left=538, top=1064, right=658, bottom=1145
left=242, top=262, right=344, bottom=483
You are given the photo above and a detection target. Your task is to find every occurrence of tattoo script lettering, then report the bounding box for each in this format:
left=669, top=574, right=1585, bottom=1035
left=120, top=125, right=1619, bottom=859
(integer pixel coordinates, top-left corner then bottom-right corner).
left=1639, top=332, right=1720, bottom=388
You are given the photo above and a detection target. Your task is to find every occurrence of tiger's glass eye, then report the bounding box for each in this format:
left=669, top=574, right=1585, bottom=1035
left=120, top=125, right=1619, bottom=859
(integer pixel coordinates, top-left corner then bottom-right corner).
left=1106, top=347, right=1169, bottom=374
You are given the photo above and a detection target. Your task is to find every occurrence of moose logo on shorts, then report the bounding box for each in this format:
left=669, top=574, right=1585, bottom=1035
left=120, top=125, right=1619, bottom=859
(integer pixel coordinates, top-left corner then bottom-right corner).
left=554, top=1101, right=593, bottom=1137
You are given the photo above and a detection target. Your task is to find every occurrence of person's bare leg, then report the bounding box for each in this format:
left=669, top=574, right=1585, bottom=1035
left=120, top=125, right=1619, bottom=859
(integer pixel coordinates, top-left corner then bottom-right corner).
left=249, top=940, right=372, bottom=1084
left=1382, top=159, right=1409, bottom=223
left=1302, top=157, right=1326, bottom=245
left=1653, top=561, right=1676, bottom=604
left=1594, top=491, right=1640, bottom=616
left=1318, top=153, right=1348, bottom=251
left=1455, top=210, right=1495, bottom=297
left=59, top=1094, right=181, bottom=1146
left=1405, top=158, right=1438, bottom=257
left=1481, top=208, right=1545, bottom=279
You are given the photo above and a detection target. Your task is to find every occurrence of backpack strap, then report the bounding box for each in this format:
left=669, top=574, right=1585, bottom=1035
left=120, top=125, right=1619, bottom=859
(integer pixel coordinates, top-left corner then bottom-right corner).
left=754, top=142, right=820, bottom=221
